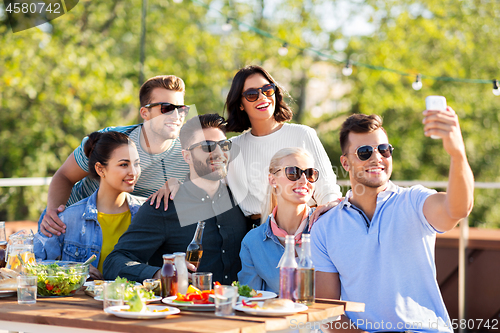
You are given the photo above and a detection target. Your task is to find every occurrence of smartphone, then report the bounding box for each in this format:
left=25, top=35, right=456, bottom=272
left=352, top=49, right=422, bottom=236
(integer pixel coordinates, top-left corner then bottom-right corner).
left=425, top=96, right=447, bottom=139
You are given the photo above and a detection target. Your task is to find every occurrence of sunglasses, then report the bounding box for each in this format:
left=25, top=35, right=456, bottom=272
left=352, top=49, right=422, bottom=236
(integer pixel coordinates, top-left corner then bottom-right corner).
left=187, top=140, right=232, bottom=153
left=241, top=83, right=276, bottom=102
left=273, top=166, right=320, bottom=183
left=352, top=144, right=394, bottom=161
left=143, top=102, right=190, bottom=116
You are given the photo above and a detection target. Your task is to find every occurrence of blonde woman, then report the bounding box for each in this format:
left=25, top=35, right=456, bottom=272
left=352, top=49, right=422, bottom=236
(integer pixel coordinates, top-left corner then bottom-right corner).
left=238, top=147, right=318, bottom=293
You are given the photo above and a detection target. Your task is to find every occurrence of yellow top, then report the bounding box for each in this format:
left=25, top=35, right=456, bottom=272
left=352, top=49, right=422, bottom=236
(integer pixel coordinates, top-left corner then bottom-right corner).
left=97, top=210, right=132, bottom=272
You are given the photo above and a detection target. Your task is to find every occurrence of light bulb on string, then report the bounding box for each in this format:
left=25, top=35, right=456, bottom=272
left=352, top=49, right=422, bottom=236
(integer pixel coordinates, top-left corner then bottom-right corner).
left=342, top=61, right=353, bottom=76
left=173, top=0, right=183, bottom=3
left=222, top=18, right=232, bottom=32
left=493, top=79, right=500, bottom=96
left=412, top=74, right=422, bottom=91
left=278, top=43, right=289, bottom=56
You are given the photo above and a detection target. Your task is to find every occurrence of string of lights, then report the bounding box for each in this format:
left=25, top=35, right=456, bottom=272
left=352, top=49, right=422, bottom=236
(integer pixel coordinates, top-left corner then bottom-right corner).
left=190, top=0, right=500, bottom=96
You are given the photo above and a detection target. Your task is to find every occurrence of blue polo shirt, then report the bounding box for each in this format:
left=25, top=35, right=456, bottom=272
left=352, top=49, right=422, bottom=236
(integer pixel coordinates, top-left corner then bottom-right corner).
left=311, top=181, right=452, bottom=333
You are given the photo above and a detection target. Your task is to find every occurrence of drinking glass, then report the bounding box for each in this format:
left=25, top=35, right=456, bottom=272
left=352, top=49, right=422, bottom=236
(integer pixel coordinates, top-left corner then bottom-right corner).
left=143, top=278, right=161, bottom=296
left=17, top=275, right=37, bottom=304
left=191, top=272, right=212, bottom=291
left=214, top=285, right=238, bottom=317
left=103, top=282, right=125, bottom=310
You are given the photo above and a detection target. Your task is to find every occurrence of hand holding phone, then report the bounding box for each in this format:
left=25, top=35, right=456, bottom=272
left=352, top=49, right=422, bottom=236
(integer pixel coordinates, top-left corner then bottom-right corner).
left=425, top=96, right=447, bottom=139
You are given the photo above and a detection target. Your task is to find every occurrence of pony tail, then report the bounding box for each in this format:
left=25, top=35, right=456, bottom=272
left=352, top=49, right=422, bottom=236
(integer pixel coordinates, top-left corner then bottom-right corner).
left=83, top=132, right=102, bottom=158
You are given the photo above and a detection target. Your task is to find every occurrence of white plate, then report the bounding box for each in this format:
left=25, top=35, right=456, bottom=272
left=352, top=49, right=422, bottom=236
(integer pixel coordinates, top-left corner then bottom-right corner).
left=104, top=305, right=180, bottom=319
left=95, top=295, right=162, bottom=303
left=238, top=290, right=277, bottom=302
left=162, top=296, right=215, bottom=311
left=84, top=281, right=141, bottom=287
left=234, top=302, right=308, bottom=316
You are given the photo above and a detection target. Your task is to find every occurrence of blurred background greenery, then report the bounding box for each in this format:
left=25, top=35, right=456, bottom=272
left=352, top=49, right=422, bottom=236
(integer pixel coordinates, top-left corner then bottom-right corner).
left=0, top=0, right=499, bottom=227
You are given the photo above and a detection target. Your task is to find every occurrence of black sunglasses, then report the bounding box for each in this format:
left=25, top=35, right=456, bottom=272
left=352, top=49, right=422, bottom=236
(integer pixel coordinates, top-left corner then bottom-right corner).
left=187, top=140, right=232, bottom=153
left=143, top=102, right=190, bottom=116
left=352, top=144, right=394, bottom=161
left=242, top=83, right=276, bottom=102
left=273, top=166, right=320, bottom=183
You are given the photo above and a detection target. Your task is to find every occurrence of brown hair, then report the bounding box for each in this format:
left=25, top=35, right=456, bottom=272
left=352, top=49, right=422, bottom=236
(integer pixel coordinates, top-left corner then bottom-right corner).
left=339, top=114, right=386, bottom=155
left=83, top=131, right=135, bottom=179
left=225, top=65, right=293, bottom=132
left=139, top=75, right=186, bottom=107
left=179, top=114, right=227, bottom=149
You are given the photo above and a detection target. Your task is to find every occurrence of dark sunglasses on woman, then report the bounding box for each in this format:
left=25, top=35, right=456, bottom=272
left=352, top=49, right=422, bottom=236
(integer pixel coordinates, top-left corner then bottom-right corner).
left=187, top=140, right=232, bottom=153
left=241, top=83, right=276, bottom=102
left=352, top=143, right=394, bottom=161
left=143, top=102, right=190, bottom=116
left=273, top=166, right=320, bottom=183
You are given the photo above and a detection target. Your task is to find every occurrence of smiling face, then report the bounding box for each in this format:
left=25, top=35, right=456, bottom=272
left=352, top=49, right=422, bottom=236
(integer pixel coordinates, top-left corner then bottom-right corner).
left=97, top=143, right=141, bottom=194
left=141, top=88, right=186, bottom=141
left=184, top=128, right=229, bottom=181
left=240, top=73, right=276, bottom=124
left=340, top=128, right=392, bottom=195
left=270, top=154, right=315, bottom=207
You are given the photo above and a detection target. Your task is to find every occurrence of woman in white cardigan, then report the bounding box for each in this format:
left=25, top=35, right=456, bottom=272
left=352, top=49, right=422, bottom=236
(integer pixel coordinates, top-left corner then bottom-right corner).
left=224, top=65, right=342, bottom=226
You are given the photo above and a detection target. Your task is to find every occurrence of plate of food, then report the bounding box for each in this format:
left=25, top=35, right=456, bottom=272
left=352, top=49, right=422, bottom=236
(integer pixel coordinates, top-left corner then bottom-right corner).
left=0, top=267, right=20, bottom=297
left=104, top=305, right=180, bottom=319
left=234, top=299, right=308, bottom=316
left=91, top=277, right=159, bottom=303
left=161, top=285, right=215, bottom=311
left=231, top=281, right=277, bottom=302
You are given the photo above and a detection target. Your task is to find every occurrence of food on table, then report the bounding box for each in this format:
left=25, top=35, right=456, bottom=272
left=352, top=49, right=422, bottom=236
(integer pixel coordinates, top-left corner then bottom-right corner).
left=241, top=298, right=295, bottom=310
left=143, top=278, right=161, bottom=296
left=231, top=281, right=262, bottom=298
left=128, top=289, right=146, bottom=312
left=25, top=261, right=89, bottom=297
left=110, top=277, right=155, bottom=301
left=0, top=267, right=21, bottom=290
left=173, top=284, right=214, bottom=304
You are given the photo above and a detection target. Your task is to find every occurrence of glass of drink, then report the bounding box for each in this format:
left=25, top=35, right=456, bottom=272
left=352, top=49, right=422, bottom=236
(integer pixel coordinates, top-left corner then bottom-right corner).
left=143, top=278, right=161, bottom=296
left=192, top=272, right=212, bottom=291
left=17, top=275, right=37, bottom=305
left=214, top=285, right=238, bottom=317
left=103, top=282, right=125, bottom=310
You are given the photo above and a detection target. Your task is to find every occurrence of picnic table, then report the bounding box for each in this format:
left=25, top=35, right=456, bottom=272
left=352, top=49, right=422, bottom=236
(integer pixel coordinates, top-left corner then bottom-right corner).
left=0, top=291, right=364, bottom=333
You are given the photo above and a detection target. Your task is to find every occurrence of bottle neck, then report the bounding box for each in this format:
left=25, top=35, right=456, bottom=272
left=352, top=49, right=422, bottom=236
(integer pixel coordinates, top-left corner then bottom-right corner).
left=301, top=240, right=311, bottom=258
left=192, top=222, right=205, bottom=244
left=0, top=222, right=6, bottom=242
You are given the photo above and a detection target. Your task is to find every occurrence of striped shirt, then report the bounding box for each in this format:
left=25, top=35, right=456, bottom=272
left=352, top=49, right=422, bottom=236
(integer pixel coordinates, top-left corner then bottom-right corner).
left=68, top=124, right=189, bottom=206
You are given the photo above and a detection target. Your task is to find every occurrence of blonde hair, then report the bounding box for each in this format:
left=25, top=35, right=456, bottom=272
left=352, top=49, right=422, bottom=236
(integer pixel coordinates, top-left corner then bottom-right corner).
left=260, top=147, right=314, bottom=225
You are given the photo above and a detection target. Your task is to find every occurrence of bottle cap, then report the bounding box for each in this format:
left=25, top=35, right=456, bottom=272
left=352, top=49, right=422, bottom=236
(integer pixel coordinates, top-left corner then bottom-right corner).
left=173, top=252, right=186, bottom=257
left=162, top=254, right=175, bottom=260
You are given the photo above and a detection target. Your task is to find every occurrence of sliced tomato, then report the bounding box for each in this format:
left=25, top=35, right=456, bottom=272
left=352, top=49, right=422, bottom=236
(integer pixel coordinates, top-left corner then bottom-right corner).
left=46, top=284, right=54, bottom=291
left=242, top=299, right=257, bottom=308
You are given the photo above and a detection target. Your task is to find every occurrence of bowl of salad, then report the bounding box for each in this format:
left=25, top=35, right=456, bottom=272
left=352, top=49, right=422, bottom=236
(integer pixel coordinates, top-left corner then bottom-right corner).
left=26, top=261, right=89, bottom=297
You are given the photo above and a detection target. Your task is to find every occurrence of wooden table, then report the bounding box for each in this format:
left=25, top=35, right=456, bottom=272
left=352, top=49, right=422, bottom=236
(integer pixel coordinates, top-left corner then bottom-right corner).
left=0, top=292, right=362, bottom=333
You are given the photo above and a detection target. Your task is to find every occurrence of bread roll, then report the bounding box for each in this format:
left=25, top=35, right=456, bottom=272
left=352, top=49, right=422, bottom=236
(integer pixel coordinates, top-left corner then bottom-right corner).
left=262, top=298, right=295, bottom=310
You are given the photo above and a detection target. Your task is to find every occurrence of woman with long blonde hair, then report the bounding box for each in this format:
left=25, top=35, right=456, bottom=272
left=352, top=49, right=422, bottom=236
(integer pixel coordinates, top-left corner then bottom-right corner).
left=238, top=147, right=318, bottom=292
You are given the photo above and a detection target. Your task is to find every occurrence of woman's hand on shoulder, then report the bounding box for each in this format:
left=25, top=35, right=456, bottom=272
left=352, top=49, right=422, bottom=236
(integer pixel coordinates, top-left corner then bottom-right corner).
left=148, top=178, right=182, bottom=211
left=309, top=198, right=343, bottom=227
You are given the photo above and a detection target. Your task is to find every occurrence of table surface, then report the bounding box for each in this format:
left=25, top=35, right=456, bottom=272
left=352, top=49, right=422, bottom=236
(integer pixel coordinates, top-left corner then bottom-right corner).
left=0, top=291, right=359, bottom=333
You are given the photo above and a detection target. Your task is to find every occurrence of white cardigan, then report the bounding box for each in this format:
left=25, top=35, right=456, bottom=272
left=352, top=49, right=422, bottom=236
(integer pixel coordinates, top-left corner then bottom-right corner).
left=226, top=123, right=342, bottom=216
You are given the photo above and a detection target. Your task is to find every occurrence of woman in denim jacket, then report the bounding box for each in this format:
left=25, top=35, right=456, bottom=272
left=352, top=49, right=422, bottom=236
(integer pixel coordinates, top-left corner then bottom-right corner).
left=238, top=147, right=318, bottom=293
left=35, top=131, right=142, bottom=280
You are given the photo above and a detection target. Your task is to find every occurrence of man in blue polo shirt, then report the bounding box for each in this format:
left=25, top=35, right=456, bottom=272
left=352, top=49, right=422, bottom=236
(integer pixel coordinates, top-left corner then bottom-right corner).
left=311, top=108, right=474, bottom=332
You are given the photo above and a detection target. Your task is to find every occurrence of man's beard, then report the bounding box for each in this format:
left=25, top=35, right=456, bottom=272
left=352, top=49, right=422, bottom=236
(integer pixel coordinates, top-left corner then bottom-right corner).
left=192, top=154, right=228, bottom=181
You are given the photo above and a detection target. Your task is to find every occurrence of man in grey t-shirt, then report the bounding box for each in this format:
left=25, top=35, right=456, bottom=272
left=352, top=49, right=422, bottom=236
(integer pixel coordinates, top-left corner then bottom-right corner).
left=39, top=75, right=190, bottom=237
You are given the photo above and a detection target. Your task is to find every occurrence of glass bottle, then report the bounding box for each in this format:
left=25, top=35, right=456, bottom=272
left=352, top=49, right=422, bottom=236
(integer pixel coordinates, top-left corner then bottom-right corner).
left=296, top=234, right=315, bottom=305
left=174, top=252, right=188, bottom=294
left=279, top=235, right=298, bottom=301
left=186, top=221, right=205, bottom=271
left=160, top=254, right=178, bottom=298
left=0, top=222, right=7, bottom=268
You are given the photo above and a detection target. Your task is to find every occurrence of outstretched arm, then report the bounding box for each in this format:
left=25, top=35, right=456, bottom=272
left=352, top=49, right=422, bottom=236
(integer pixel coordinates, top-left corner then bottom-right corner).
left=422, top=106, right=474, bottom=232
left=41, top=153, right=88, bottom=237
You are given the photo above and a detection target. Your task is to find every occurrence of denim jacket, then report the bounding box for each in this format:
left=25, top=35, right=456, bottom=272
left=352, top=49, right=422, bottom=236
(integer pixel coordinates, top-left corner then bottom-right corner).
left=34, top=190, right=143, bottom=269
left=237, top=208, right=314, bottom=293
